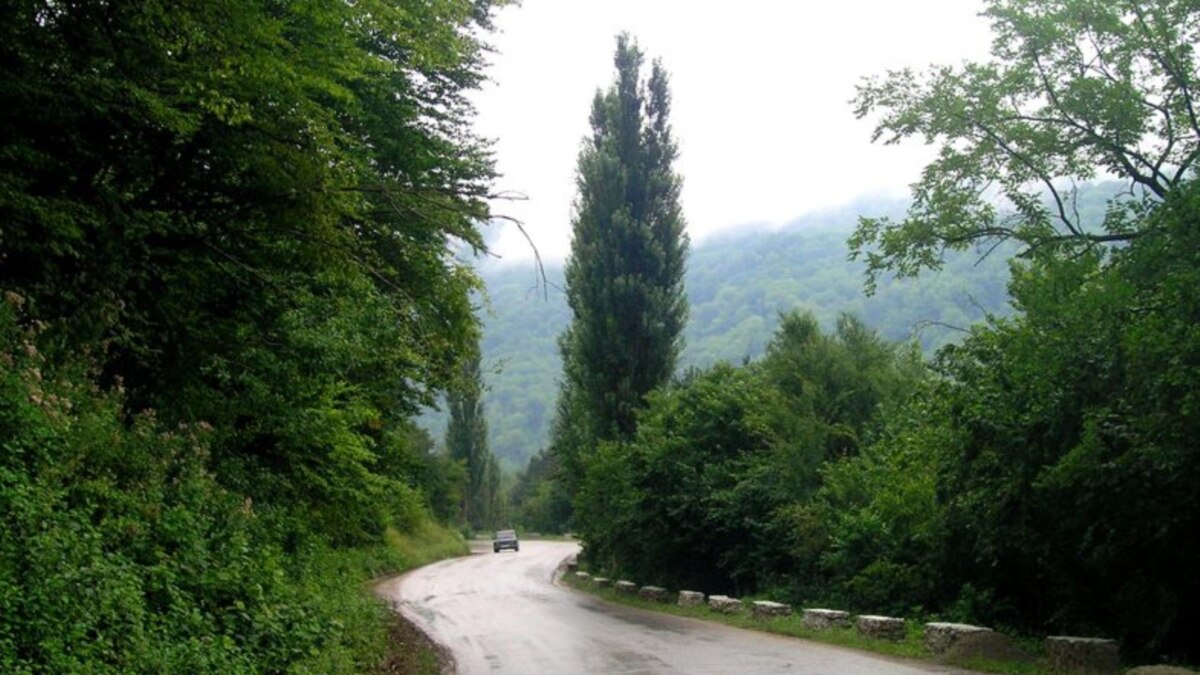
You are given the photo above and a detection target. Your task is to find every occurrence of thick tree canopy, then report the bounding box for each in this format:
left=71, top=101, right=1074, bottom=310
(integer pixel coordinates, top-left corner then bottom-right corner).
left=850, top=0, right=1200, bottom=290
left=834, top=1, right=1200, bottom=657
left=1, top=2, right=502, bottom=669
left=823, top=181, right=1200, bottom=658
left=0, top=0, right=501, bottom=522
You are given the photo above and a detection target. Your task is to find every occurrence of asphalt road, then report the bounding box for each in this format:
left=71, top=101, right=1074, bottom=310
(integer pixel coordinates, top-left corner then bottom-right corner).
left=375, top=540, right=970, bottom=674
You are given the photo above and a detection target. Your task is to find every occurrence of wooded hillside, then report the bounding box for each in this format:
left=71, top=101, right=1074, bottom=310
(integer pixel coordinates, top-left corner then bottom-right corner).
left=462, top=197, right=1018, bottom=469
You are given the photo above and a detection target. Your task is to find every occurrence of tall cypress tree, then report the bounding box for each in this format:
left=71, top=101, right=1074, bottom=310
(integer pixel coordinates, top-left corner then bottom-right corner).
left=445, top=344, right=493, bottom=530
left=558, top=34, right=689, bottom=450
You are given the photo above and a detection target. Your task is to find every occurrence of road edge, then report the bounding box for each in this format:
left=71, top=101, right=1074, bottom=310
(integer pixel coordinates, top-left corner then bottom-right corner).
left=373, top=555, right=474, bottom=675
left=554, top=567, right=979, bottom=675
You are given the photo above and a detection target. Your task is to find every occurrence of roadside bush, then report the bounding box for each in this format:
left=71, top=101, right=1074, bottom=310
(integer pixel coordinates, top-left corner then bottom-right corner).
left=815, top=381, right=951, bottom=615
left=0, top=301, right=465, bottom=673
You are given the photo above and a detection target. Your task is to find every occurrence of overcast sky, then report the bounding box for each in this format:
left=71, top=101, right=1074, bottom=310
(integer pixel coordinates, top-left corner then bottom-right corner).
left=470, top=0, right=994, bottom=263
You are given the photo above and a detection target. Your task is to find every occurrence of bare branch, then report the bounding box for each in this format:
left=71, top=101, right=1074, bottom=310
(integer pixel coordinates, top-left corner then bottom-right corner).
left=489, top=214, right=550, bottom=301
left=974, top=233, right=1013, bottom=267
left=912, top=319, right=973, bottom=336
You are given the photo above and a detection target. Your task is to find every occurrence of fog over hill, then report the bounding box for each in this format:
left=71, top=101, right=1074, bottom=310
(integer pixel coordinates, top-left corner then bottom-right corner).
left=428, top=196, right=1020, bottom=470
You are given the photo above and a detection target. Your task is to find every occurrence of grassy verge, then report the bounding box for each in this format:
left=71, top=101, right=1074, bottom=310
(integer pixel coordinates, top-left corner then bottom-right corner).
left=292, top=522, right=468, bottom=674
left=560, top=573, right=1047, bottom=675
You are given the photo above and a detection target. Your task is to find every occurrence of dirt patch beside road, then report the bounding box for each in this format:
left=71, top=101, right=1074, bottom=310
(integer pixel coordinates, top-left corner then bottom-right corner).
left=377, top=611, right=454, bottom=675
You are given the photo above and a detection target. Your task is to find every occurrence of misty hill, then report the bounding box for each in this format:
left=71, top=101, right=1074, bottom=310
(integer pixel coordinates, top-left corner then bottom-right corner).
left=440, top=197, right=1019, bottom=470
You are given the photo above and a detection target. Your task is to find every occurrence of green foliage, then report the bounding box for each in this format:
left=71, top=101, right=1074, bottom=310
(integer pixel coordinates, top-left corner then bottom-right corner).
left=1, top=0, right=499, bottom=670
left=508, top=449, right=573, bottom=533
left=979, top=194, right=1199, bottom=653
left=0, top=302, right=467, bottom=672
left=819, top=180, right=1200, bottom=659
left=817, top=380, right=954, bottom=615
left=2, top=309, right=250, bottom=672
left=464, top=265, right=571, bottom=472
left=445, top=342, right=501, bottom=530
left=576, top=365, right=776, bottom=590
left=0, top=0, right=501, bottom=537
left=557, top=33, right=689, bottom=445
left=760, top=312, right=921, bottom=462
left=850, top=0, right=1199, bottom=290
left=379, top=425, right=467, bottom=527
left=575, top=313, right=920, bottom=597
left=835, top=0, right=1200, bottom=659
left=573, top=171, right=1200, bottom=660
left=687, top=212, right=1013, bottom=366
left=548, top=1, right=1200, bottom=665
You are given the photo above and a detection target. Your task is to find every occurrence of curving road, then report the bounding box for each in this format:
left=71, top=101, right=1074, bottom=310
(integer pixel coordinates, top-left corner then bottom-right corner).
left=375, top=540, right=969, bottom=674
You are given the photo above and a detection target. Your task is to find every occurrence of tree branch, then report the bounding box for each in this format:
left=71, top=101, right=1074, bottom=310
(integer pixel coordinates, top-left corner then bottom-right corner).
left=1031, top=55, right=1170, bottom=198
left=489, top=214, right=550, bottom=301
left=963, top=113, right=1082, bottom=236
left=1131, top=4, right=1200, bottom=141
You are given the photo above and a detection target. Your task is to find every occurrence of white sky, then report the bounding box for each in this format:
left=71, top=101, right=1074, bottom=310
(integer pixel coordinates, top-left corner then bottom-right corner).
left=471, top=0, right=994, bottom=263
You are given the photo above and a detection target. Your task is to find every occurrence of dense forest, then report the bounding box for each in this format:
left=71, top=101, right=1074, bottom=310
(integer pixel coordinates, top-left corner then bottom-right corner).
left=1, top=1, right=505, bottom=671
left=523, top=0, right=1200, bottom=666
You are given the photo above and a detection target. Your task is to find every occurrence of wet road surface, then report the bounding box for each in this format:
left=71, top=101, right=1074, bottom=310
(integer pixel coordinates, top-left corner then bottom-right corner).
left=375, top=540, right=969, bottom=674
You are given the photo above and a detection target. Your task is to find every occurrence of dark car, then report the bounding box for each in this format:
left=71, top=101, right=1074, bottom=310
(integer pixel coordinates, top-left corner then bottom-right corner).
left=493, top=529, right=519, bottom=553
